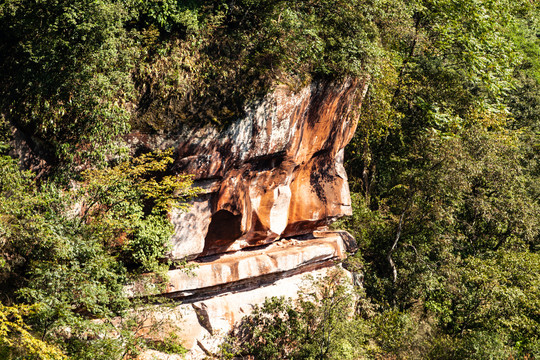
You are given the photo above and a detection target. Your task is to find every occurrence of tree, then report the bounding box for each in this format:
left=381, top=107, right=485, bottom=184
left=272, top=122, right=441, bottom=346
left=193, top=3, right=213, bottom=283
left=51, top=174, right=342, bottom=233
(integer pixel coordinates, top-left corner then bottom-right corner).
left=222, top=268, right=369, bottom=360
left=338, top=0, right=540, bottom=358
left=0, top=149, right=198, bottom=359
left=0, top=0, right=139, bottom=172
left=0, top=304, right=67, bottom=360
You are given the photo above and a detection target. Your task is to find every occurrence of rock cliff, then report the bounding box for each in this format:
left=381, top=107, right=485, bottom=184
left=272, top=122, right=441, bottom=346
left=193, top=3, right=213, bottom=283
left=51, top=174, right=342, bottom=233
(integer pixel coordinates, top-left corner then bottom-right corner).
left=129, top=78, right=368, bottom=358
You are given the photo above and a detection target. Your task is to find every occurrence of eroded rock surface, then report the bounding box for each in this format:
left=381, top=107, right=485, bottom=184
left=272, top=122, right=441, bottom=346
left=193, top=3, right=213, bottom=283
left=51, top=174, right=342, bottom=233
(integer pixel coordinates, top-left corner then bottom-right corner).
left=165, top=230, right=354, bottom=299
left=128, top=78, right=367, bottom=259
left=128, top=79, right=367, bottom=359
left=138, top=259, right=351, bottom=360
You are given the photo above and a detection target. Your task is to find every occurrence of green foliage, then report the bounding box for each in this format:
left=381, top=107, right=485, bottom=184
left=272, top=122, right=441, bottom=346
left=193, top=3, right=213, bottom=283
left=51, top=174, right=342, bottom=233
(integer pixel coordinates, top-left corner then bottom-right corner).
left=426, top=251, right=540, bottom=358
left=222, top=0, right=382, bottom=78
left=1, top=0, right=540, bottom=358
left=81, top=148, right=200, bottom=271
left=336, top=0, right=540, bottom=359
left=0, top=304, right=67, bottom=360
left=225, top=297, right=303, bottom=360
left=222, top=268, right=370, bottom=360
left=0, top=150, right=198, bottom=359
left=0, top=0, right=391, bottom=167
left=146, top=332, right=187, bottom=355
left=0, top=0, right=137, bottom=171
left=133, top=0, right=387, bottom=131
left=130, top=0, right=201, bottom=33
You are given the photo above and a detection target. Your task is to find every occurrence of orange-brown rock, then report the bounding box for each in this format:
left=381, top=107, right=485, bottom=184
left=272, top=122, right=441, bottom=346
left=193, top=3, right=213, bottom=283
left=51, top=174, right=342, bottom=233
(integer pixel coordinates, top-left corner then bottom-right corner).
left=164, top=231, right=352, bottom=298
left=124, top=78, right=367, bottom=359
left=127, top=78, right=368, bottom=260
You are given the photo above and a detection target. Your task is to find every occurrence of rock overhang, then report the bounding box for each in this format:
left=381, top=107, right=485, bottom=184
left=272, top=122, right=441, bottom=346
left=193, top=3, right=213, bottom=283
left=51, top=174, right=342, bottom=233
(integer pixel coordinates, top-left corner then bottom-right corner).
left=164, top=231, right=356, bottom=300
left=146, top=78, right=370, bottom=260
left=126, top=78, right=368, bottom=359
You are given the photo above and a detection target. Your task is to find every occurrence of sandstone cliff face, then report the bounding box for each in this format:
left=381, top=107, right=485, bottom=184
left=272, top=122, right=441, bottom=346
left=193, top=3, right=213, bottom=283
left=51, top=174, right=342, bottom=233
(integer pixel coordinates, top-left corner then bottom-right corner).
left=129, top=78, right=367, bottom=260
left=128, top=78, right=367, bottom=358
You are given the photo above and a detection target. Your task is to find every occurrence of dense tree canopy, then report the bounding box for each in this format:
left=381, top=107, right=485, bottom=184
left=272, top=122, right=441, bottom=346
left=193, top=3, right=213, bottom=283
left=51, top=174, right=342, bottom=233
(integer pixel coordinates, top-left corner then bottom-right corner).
left=337, top=0, right=540, bottom=358
left=0, top=0, right=539, bottom=358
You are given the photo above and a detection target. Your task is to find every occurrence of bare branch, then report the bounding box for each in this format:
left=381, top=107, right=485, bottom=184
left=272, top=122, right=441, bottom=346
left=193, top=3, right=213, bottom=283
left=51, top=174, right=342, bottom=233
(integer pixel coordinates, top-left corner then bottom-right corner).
left=388, top=210, right=406, bottom=285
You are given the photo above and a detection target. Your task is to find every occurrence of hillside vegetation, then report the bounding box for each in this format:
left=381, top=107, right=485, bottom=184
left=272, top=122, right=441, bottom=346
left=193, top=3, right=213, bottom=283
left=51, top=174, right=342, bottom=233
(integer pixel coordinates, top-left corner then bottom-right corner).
left=0, top=0, right=539, bottom=359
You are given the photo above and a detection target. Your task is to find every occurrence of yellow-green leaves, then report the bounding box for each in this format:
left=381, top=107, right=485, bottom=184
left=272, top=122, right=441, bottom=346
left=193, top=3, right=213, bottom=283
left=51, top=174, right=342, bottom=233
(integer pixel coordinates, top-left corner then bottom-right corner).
left=83, top=148, right=199, bottom=214
left=80, top=148, right=200, bottom=271
left=0, top=149, right=198, bottom=359
left=0, top=304, right=67, bottom=360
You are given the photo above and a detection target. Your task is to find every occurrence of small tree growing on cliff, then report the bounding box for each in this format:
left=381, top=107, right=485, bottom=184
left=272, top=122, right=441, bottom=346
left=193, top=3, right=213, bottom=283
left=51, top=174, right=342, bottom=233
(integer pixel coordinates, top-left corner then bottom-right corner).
left=221, top=267, right=369, bottom=360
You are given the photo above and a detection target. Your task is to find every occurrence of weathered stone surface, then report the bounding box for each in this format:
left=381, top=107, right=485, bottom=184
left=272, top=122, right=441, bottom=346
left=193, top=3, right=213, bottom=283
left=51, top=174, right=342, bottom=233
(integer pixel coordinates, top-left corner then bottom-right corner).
left=164, top=232, right=347, bottom=298
left=129, top=78, right=368, bottom=260
left=127, top=78, right=366, bottom=359
left=131, top=232, right=352, bottom=358
left=183, top=267, right=338, bottom=359
left=168, top=193, right=213, bottom=260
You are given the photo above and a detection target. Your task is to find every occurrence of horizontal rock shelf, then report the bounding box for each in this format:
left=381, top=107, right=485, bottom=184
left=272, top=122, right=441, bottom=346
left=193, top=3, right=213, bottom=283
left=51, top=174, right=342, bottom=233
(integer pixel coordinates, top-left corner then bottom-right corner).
left=163, top=231, right=354, bottom=300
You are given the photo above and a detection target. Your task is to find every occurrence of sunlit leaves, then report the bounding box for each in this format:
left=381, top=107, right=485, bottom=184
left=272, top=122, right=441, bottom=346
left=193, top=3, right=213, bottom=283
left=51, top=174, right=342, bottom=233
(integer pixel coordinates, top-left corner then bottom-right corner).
left=0, top=304, right=67, bottom=360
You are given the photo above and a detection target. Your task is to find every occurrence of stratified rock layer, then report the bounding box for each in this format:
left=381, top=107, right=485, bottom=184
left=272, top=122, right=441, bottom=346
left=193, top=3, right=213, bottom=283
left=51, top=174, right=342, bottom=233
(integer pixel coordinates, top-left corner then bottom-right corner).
left=165, top=230, right=354, bottom=298
left=136, top=233, right=354, bottom=360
